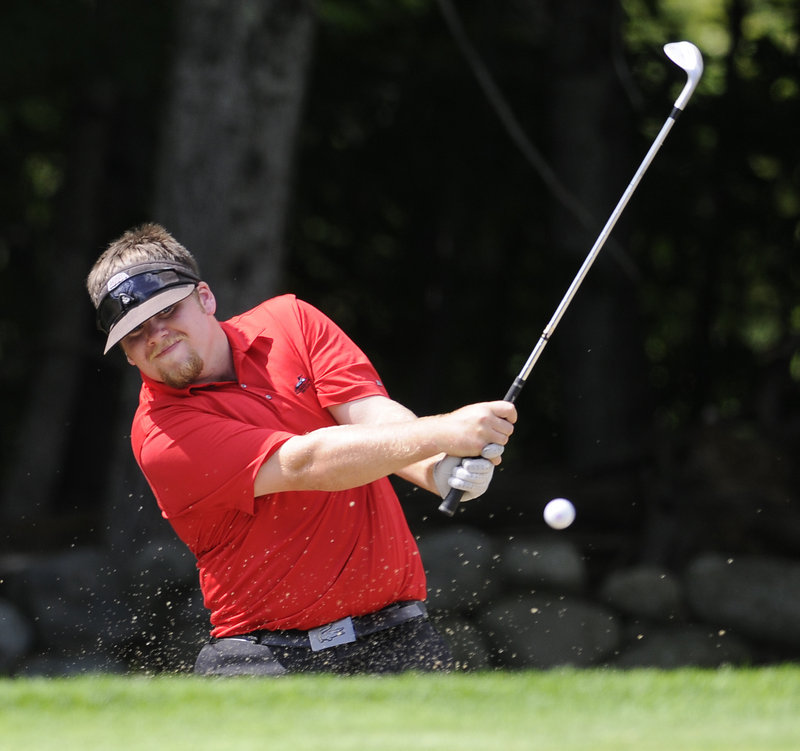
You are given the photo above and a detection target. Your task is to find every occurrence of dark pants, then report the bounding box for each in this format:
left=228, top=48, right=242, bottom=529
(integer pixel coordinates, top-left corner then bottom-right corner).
left=194, top=618, right=453, bottom=676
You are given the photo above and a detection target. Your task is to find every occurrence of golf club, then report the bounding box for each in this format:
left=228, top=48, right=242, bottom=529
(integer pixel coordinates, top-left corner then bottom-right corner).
left=439, top=41, right=704, bottom=517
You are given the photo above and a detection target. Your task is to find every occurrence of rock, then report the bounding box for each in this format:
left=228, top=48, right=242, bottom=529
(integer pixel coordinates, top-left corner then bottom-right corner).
left=15, top=650, right=128, bottom=677
left=478, top=593, right=621, bottom=668
left=685, top=553, right=800, bottom=647
left=612, top=624, right=752, bottom=668
left=418, top=527, right=501, bottom=613
left=497, top=535, right=586, bottom=593
left=600, top=565, right=684, bottom=621
left=14, top=548, right=137, bottom=650
left=126, top=538, right=198, bottom=592
left=433, top=614, right=492, bottom=671
left=124, top=590, right=210, bottom=673
left=0, top=598, right=35, bottom=673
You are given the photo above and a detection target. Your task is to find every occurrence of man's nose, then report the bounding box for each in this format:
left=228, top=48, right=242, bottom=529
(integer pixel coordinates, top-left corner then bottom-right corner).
left=144, top=316, right=170, bottom=341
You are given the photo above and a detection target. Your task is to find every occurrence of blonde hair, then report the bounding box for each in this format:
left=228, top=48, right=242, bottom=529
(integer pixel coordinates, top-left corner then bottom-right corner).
left=86, top=223, right=200, bottom=307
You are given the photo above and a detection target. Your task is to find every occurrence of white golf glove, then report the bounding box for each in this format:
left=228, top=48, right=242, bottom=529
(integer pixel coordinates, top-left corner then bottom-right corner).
left=433, top=443, right=504, bottom=502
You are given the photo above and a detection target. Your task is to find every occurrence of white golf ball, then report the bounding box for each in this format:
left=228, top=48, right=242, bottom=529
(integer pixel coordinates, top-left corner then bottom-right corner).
left=544, top=498, right=576, bottom=530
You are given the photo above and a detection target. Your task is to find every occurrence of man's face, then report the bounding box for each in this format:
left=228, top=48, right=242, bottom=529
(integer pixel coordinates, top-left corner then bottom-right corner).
left=120, top=283, right=218, bottom=389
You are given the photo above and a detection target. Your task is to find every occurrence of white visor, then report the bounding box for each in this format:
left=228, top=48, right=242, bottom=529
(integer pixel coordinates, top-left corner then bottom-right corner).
left=103, top=284, right=197, bottom=354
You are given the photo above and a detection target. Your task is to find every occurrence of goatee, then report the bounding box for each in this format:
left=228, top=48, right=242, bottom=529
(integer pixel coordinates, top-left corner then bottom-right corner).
left=160, top=350, right=204, bottom=389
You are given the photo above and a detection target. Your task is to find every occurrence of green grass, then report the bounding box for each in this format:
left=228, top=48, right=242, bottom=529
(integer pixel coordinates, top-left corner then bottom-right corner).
left=1, top=667, right=799, bottom=750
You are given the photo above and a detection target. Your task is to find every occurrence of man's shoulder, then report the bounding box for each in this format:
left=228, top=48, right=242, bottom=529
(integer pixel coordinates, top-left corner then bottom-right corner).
left=131, top=380, right=222, bottom=452
left=242, top=293, right=299, bottom=316
left=226, top=294, right=331, bottom=339
left=226, top=293, right=299, bottom=328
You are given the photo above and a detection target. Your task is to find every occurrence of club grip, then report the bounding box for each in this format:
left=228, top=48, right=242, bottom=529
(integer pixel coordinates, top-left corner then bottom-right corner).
left=438, top=380, right=524, bottom=517
left=438, top=486, right=466, bottom=516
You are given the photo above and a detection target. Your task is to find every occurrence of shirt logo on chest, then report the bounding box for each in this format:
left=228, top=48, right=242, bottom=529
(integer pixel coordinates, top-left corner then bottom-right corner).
left=294, top=375, right=310, bottom=394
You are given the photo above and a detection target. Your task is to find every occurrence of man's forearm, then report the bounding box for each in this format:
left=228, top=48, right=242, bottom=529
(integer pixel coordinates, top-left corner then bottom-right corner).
left=253, top=400, right=516, bottom=497
left=394, top=455, right=441, bottom=495
left=330, top=396, right=441, bottom=495
left=255, top=418, right=446, bottom=495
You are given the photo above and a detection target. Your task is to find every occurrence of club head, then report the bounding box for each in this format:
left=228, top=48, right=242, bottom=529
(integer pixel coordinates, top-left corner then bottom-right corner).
left=664, top=41, right=704, bottom=110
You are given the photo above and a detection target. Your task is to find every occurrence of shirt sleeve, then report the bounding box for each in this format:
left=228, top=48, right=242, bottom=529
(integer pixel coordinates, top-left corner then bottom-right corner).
left=132, top=295, right=389, bottom=523
left=133, top=402, right=293, bottom=520
left=291, top=298, right=389, bottom=407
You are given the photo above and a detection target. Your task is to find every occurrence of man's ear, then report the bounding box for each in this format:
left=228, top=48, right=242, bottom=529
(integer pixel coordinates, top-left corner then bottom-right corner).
left=196, top=282, right=217, bottom=315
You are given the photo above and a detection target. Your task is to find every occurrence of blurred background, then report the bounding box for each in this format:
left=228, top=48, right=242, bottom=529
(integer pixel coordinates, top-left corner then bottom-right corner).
left=1, top=0, right=799, bottom=672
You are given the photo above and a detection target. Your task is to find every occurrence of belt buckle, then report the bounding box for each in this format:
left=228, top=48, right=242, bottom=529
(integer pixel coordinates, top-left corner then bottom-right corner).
left=308, top=616, right=356, bottom=652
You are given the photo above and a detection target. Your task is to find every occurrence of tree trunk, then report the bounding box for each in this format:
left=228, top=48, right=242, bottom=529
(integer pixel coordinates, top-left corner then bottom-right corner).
left=546, top=0, right=652, bottom=472
left=103, top=0, right=317, bottom=554
left=152, top=0, right=317, bottom=317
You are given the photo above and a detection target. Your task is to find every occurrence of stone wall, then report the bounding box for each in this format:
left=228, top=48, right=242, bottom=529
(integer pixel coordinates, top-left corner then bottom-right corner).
left=3, top=524, right=800, bottom=675
left=420, top=526, right=800, bottom=670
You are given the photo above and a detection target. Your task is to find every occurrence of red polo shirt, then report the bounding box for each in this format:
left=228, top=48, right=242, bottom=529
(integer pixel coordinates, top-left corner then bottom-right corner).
left=130, top=294, right=426, bottom=637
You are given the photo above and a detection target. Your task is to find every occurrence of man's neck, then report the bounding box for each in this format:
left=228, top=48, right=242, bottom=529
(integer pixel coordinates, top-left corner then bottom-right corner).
left=198, top=322, right=237, bottom=383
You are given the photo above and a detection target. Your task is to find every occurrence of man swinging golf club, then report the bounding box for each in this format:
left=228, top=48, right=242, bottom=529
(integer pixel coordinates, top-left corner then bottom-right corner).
left=87, top=223, right=516, bottom=675
left=87, top=39, right=701, bottom=674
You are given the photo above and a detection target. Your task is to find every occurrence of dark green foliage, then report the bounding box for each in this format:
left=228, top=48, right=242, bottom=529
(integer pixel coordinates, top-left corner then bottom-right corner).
left=1, top=1, right=798, bottom=546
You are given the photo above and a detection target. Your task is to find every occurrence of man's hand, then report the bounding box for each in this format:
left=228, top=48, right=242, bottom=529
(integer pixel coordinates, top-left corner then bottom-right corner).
left=433, top=443, right=504, bottom=502
left=434, top=401, right=516, bottom=458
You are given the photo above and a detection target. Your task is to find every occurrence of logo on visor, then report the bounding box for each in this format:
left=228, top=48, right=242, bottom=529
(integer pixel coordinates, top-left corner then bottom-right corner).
left=106, top=271, right=131, bottom=292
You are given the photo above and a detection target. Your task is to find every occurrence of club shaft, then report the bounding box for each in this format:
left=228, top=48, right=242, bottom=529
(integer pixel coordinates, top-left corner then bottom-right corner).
left=516, top=112, right=678, bottom=385
left=439, top=108, right=683, bottom=519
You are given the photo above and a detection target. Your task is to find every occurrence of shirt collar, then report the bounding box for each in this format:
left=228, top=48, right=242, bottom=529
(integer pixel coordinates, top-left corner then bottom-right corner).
left=221, top=318, right=273, bottom=375
left=140, top=370, right=191, bottom=397
left=140, top=317, right=273, bottom=397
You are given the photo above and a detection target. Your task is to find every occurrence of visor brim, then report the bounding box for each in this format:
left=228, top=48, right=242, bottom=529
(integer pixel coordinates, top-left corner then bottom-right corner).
left=103, top=284, right=196, bottom=354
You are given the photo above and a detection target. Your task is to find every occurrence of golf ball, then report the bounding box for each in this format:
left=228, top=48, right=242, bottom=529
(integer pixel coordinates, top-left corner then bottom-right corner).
left=544, top=498, right=575, bottom=530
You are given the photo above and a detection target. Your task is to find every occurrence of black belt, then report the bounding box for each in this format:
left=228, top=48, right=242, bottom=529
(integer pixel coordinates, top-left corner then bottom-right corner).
left=223, top=601, right=428, bottom=652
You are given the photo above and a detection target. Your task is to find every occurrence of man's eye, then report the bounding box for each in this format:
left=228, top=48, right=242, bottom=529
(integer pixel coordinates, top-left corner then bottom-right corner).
left=157, top=305, right=176, bottom=318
